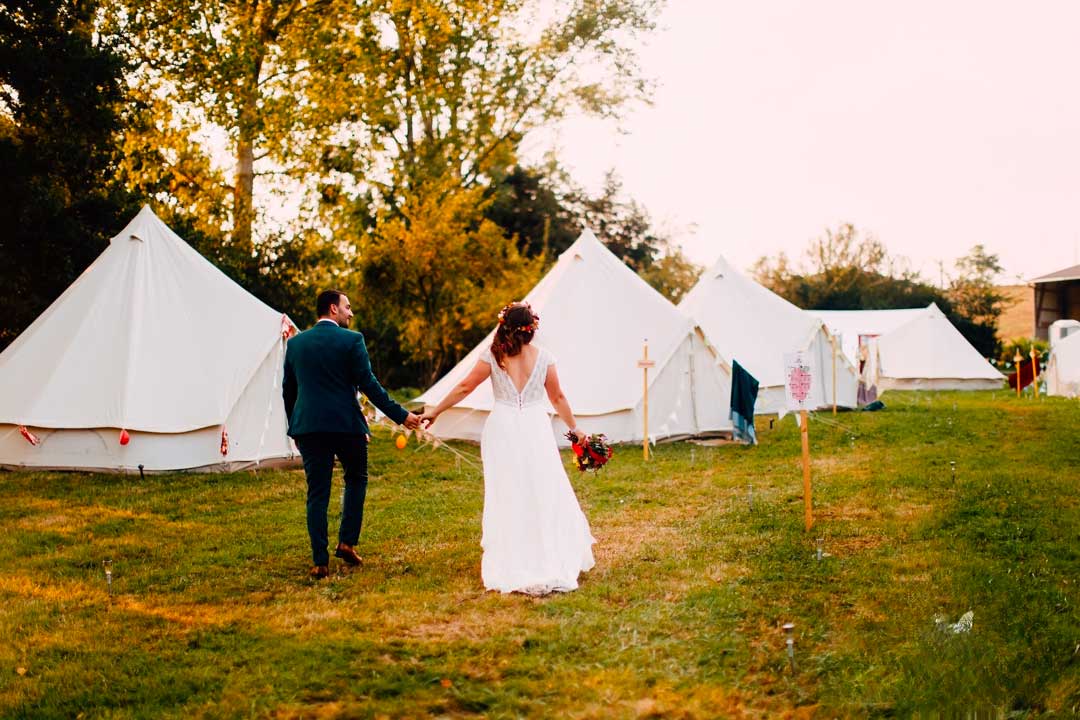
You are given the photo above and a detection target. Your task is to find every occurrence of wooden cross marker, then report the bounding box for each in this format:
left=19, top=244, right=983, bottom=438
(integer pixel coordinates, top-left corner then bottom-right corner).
left=638, top=339, right=656, bottom=461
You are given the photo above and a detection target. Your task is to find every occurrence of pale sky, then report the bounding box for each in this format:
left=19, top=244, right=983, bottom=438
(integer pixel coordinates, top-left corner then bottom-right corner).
left=525, top=0, right=1080, bottom=284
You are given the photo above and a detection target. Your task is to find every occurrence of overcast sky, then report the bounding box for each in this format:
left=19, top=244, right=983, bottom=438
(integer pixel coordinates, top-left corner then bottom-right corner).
left=524, top=0, right=1080, bottom=284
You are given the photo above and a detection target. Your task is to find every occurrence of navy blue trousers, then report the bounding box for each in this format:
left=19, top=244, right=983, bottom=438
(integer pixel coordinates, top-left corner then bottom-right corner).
left=294, top=433, right=368, bottom=566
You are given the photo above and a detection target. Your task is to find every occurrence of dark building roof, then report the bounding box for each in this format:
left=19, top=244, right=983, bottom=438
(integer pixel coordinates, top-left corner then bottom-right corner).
left=1032, top=263, right=1080, bottom=284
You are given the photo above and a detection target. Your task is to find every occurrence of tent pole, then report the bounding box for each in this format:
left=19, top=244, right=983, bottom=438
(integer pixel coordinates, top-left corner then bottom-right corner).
left=638, top=340, right=655, bottom=460
left=831, top=334, right=837, bottom=416
left=1030, top=347, right=1040, bottom=399
left=1014, top=349, right=1023, bottom=397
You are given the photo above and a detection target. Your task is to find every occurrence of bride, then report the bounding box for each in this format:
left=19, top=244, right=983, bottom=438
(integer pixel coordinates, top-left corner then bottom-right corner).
left=420, top=302, right=595, bottom=595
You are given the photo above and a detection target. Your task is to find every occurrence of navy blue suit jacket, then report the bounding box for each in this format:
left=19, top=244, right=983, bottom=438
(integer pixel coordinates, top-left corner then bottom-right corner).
left=282, top=321, right=408, bottom=437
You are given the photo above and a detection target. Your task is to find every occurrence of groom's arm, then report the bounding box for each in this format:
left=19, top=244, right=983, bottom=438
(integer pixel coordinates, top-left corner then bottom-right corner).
left=349, top=333, right=410, bottom=425
left=282, top=348, right=297, bottom=422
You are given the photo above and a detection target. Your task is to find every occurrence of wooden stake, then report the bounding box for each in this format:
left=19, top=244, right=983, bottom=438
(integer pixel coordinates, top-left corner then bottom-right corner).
left=800, top=409, right=813, bottom=531
left=1030, top=348, right=1040, bottom=399
left=1014, top=349, right=1023, bottom=398
left=638, top=340, right=656, bottom=461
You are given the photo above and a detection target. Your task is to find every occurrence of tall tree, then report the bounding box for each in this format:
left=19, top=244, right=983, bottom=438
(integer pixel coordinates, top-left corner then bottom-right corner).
left=484, top=164, right=580, bottom=259
left=349, top=180, right=544, bottom=386
left=320, top=0, right=660, bottom=385
left=948, top=244, right=1009, bottom=328
left=112, top=0, right=358, bottom=247
left=319, top=0, right=658, bottom=218
left=753, top=223, right=937, bottom=310
left=946, top=245, right=1009, bottom=357
left=0, top=0, right=135, bottom=349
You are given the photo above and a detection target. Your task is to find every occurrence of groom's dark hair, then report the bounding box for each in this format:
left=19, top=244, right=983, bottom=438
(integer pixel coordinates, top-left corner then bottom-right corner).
left=316, top=290, right=345, bottom=317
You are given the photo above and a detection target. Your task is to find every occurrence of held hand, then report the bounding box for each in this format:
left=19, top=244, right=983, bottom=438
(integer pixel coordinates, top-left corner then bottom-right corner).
left=419, top=411, right=438, bottom=429
left=403, top=412, right=422, bottom=430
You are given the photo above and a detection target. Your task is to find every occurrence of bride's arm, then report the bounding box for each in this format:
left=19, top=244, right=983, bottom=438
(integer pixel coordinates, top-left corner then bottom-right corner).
left=544, top=365, right=586, bottom=444
left=421, top=360, right=491, bottom=427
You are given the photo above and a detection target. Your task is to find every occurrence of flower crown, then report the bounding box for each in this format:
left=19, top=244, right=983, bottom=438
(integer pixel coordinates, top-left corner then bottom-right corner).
left=497, top=302, right=539, bottom=334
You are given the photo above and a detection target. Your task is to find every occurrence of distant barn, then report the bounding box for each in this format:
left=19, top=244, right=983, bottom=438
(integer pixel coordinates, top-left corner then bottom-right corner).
left=1033, top=264, right=1080, bottom=340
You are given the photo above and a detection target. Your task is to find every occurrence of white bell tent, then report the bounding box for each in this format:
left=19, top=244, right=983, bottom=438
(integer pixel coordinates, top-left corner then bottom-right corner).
left=1046, top=323, right=1080, bottom=398
left=811, top=304, right=1003, bottom=391
left=0, top=206, right=299, bottom=472
left=416, top=230, right=734, bottom=444
left=810, top=307, right=928, bottom=365
left=873, top=304, right=1004, bottom=390
left=678, top=256, right=859, bottom=414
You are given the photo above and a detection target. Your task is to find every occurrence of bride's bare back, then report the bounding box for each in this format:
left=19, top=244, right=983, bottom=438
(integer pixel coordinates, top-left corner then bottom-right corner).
left=501, top=344, right=540, bottom=393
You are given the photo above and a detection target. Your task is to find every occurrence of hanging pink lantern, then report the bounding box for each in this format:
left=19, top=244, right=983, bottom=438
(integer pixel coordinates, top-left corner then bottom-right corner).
left=119, top=429, right=130, bottom=446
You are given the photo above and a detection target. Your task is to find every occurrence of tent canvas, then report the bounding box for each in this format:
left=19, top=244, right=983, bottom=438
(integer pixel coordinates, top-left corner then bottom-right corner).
left=874, top=304, right=1004, bottom=390
left=1046, top=329, right=1080, bottom=398
left=416, top=231, right=734, bottom=445
left=678, top=256, right=859, bottom=414
left=0, top=206, right=299, bottom=472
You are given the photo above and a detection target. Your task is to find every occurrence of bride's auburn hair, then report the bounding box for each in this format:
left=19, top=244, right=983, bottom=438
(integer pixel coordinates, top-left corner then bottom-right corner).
left=491, top=302, right=539, bottom=369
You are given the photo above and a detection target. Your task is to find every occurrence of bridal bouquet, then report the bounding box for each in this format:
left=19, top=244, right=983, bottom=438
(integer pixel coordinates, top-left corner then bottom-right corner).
left=565, top=431, right=613, bottom=472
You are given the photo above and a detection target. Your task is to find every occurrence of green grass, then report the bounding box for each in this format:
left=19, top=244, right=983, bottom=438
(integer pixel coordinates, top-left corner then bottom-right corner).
left=1, top=391, right=1078, bottom=718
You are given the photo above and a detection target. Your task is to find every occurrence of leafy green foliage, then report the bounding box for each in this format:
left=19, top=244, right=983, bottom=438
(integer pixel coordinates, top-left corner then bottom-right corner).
left=484, top=164, right=581, bottom=259
left=0, top=0, right=137, bottom=349
left=347, top=182, right=544, bottom=386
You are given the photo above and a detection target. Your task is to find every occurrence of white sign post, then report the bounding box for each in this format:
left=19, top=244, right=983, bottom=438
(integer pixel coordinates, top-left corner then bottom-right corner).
left=784, top=351, right=816, bottom=531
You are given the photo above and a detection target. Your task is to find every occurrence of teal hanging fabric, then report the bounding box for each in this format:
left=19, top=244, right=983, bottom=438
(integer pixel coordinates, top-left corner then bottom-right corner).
left=730, top=360, right=759, bottom=444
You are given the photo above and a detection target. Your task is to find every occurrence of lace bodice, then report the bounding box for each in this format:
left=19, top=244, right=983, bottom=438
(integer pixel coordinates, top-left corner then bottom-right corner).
left=480, top=346, right=554, bottom=408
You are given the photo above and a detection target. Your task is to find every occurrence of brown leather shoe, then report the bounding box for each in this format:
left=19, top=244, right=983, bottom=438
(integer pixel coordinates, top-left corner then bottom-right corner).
left=334, top=543, right=362, bottom=566
left=309, top=565, right=329, bottom=579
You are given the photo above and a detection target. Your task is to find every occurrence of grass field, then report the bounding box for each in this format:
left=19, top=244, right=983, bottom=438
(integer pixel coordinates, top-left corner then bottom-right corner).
left=1, top=391, right=1078, bottom=718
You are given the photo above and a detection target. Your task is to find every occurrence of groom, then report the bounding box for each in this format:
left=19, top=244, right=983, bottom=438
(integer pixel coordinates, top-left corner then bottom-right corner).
left=283, top=290, right=421, bottom=579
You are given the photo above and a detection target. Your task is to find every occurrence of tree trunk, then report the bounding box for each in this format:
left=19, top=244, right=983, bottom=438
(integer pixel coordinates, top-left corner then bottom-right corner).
left=232, top=3, right=266, bottom=250
left=233, top=125, right=255, bottom=250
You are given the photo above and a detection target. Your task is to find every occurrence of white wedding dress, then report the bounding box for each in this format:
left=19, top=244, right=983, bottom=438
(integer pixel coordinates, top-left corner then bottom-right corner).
left=478, top=346, right=595, bottom=595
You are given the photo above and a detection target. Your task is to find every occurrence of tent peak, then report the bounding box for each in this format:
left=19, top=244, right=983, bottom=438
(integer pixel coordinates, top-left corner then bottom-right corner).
left=706, top=254, right=736, bottom=279
left=560, top=228, right=604, bottom=253
left=112, top=205, right=166, bottom=245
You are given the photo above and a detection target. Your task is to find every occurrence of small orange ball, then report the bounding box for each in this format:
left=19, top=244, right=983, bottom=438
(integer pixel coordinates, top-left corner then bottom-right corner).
left=395, top=434, right=407, bottom=450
